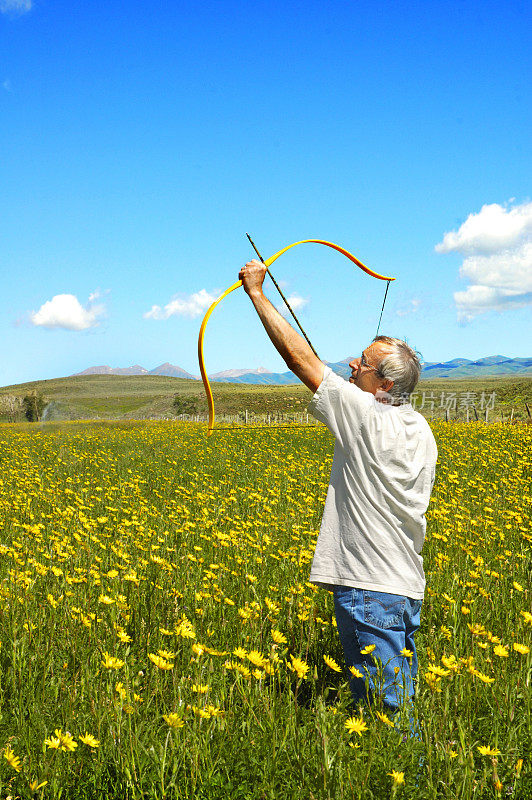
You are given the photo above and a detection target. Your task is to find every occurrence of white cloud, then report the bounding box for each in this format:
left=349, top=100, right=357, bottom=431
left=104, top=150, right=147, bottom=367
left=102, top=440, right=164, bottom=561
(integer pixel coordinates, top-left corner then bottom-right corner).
left=144, top=289, right=218, bottom=320
left=396, top=298, right=421, bottom=317
left=31, top=294, right=105, bottom=331
left=435, top=201, right=532, bottom=255
left=0, top=0, right=32, bottom=15
left=275, top=293, right=309, bottom=319
left=454, top=285, right=531, bottom=322
left=435, top=200, right=532, bottom=321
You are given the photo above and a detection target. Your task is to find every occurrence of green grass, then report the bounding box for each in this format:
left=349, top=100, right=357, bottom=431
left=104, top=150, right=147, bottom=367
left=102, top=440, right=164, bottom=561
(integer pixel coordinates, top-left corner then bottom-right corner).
left=0, top=374, right=531, bottom=423
left=0, top=419, right=530, bottom=798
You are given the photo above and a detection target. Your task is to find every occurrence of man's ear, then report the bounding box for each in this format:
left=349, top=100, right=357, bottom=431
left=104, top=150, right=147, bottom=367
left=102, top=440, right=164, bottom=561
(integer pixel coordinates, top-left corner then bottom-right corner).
left=381, top=379, right=394, bottom=393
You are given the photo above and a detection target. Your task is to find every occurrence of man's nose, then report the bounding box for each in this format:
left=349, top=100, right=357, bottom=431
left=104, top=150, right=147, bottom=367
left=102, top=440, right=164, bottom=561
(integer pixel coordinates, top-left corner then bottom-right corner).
left=349, top=358, right=359, bottom=370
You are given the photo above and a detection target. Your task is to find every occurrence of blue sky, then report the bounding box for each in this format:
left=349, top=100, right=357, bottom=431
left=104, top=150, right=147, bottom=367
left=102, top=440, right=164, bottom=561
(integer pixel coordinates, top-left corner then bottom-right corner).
left=1, top=0, right=531, bottom=386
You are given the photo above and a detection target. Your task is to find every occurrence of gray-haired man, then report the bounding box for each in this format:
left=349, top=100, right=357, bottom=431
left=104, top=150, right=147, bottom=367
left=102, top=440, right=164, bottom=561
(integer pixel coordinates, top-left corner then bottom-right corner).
left=239, top=260, right=437, bottom=714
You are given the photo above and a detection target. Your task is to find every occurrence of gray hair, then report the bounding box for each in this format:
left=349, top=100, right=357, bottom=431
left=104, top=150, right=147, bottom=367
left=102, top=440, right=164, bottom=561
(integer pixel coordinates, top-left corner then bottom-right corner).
left=373, top=336, right=422, bottom=399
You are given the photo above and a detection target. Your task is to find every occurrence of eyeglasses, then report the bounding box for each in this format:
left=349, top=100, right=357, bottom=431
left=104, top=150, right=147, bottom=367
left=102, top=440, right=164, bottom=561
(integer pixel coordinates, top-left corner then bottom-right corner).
left=360, top=352, right=380, bottom=372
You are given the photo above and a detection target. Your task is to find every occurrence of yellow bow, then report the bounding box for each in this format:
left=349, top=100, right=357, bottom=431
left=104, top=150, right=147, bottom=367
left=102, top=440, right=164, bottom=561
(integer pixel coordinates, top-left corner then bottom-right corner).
left=198, top=239, right=395, bottom=435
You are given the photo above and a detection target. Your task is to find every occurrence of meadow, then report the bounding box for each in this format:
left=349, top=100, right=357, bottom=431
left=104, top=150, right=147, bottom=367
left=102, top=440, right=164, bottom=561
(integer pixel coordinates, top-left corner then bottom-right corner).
left=1, top=374, right=531, bottom=423
left=0, top=419, right=530, bottom=799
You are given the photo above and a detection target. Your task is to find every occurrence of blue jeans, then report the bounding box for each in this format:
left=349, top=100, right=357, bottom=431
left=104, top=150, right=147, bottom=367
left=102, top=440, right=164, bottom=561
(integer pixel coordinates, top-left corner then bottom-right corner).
left=333, top=586, right=422, bottom=713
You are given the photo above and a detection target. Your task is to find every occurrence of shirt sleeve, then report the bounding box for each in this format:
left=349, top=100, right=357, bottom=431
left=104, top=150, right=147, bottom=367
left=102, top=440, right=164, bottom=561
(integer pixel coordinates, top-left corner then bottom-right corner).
left=308, top=366, right=373, bottom=448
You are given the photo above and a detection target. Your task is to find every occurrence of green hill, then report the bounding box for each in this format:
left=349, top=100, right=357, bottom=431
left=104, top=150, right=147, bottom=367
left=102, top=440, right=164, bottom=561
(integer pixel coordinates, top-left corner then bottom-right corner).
left=1, top=373, right=531, bottom=423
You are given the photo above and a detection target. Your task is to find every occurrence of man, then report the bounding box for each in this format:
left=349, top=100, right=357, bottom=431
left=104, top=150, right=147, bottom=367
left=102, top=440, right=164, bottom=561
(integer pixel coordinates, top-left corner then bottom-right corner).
left=239, top=258, right=437, bottom=715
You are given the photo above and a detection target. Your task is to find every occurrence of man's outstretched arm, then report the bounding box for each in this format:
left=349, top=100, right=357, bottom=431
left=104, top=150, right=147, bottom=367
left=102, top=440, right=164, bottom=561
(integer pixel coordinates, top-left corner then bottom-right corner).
left=239, top=259, right=324, bottom=394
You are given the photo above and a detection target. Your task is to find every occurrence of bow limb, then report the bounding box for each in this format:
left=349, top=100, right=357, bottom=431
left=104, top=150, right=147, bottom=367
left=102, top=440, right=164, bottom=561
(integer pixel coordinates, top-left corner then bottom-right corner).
left=264, top=239, right=395, bottom=281
left=198, top=239, right=395, bottom=435
left=197, top=279, right=242, bottom=436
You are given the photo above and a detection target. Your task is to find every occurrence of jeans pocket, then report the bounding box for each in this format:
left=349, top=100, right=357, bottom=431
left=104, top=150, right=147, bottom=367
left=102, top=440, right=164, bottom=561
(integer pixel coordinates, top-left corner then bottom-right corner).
left=363, top=590, right=406, bottom=629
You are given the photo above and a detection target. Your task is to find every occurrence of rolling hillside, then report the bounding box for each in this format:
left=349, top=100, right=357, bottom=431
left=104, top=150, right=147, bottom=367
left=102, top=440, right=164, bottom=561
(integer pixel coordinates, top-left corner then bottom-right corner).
left=1, top=373, right=531, bottom=424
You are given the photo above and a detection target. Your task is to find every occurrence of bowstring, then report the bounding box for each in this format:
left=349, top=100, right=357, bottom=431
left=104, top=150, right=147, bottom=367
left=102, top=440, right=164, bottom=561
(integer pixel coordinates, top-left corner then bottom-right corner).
left=375, top=280, right=391, bottom=337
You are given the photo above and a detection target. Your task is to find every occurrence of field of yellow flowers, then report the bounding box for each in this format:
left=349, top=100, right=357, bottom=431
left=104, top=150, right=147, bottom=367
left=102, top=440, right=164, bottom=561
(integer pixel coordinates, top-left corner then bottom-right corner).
left=0, top=419, right=530, bottom=799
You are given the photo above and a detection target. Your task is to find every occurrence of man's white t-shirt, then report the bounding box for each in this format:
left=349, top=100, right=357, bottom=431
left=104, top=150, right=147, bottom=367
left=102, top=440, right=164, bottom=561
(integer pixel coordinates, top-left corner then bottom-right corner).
left=308, top=366, right=437, bottom=600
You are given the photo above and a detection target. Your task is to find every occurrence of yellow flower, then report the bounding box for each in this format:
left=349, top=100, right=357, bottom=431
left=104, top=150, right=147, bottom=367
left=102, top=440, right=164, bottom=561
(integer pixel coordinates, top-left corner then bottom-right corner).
left=98, top=594, right=115, bottom=605
left=400, top=648, right=413, bottom=659
left=520, top=611, right=532, bottom=625
left=157, top=649, right=176, bottom=660
left=233, top=647, right=247, bottom=659
left=4, top=746, right=22, bottom=772
left=468, top=623, right=488, bottom=636
left=440, top=625, right=452, bottom=640
left=427, top=663, right=451, bottom=677
left=472, top=669, right=495, bottom=684
left=512, top=581, right=523, bottom=591
left=424, top=672, right=442, bottom=692
left=117, top=630, right=132, bottom=643
left=188, top=704, right=211, bottom=719
left=247, top=650, right=267, bottom=668
left=265, top=597, right=280, bottom=613
left=175, top=620, right=196, bottom=640
left=513, top=642, right=530, bottom=655
left=79, top=733, right=100, bottom=748
left=163, top=713, right=185, bottom=728
left=271, top=629, right=287, bottom=645
left=60, top=730, right=77, bottom=752
left=29, top=780, right=48, bottom=791
left=477, top=745, right=501, bottom=756
left=47, top=729, right=77, bottom=752
left=44, top=735, right=61, bottom=750
left=388, top=770, right=405, bottom=785
left=360, top=644, right=376, bottom=655
left=493, top=645, right=509, bottom=658
left=323, top=655, right=342, bottom=672
left=375, top=710, right=394, bottom=727
left=349, top=666, right=364, bottom=679
left=441, top=655, right=460, bottom=672
left=345, top=715, right=368, bottom=736
left=148, top=653, right=173, bottom=670
left=115, top=682, right=127, bottom=699
left=205, top=704, right=224, bottom=717
left=101, top=652, right=124, bottom=669
left=191, top=684, right=209, bottom=694
left=289, top=656, right=309, bottom=679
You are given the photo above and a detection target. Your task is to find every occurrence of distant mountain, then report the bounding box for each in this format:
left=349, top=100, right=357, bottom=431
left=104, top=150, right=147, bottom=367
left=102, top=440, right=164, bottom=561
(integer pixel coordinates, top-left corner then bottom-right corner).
left=75, top=365, right=149, bottom=376
left=149, top=363, right=197, bottom=379
left=215, top=370, right=298, bottom=385
left=211, top=355, right=532, bottom=384
left=74, top=363, right=197, bottom=379
left=72, top=356, right=532, bottom=384
left=210, top=367, right=272, bottom=380
left=419, top=356, right=532, bottom=379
